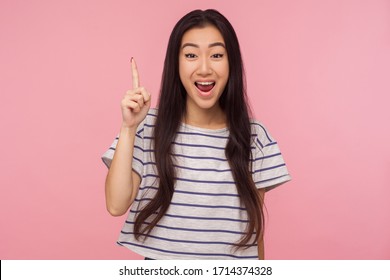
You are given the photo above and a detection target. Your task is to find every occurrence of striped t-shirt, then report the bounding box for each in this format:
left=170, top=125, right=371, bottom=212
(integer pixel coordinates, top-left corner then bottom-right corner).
left=102, top=108, right=291, bottom=260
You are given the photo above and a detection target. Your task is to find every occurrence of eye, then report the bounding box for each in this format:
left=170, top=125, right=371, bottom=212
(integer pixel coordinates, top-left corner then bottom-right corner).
left=211, top=53, right=224, bottom=59
left=184, top=53, right=197, bottom=59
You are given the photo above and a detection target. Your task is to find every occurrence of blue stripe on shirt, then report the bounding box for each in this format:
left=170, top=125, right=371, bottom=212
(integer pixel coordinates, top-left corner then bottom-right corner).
left=120, top=231, right=255, bottom=247
left=129, top=210, right=248, bottom=223
left=252, top=152, right=282, bottom=161
left=255, top=174, right=290, bottom=185
left=253, top=163, right=286, bottom=174
left=172, top=153, right=227, bottom=162
left=137, top=186, right=238, bottom=197
left=173, top=164, right=231, bottom=173
left=172, top=141, right=225, bottom=150
left=133, top=199, right=245, bottom=210
left=125, top=221, right=250, bottom=235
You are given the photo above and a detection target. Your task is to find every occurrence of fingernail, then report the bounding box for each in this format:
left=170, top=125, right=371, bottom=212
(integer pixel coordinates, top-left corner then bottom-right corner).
left=131, top=57, right=133, bottom=62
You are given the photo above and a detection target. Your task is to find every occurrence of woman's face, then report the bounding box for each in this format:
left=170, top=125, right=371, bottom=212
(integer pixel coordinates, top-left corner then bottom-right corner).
left=179, top=25, right=229, bottom=116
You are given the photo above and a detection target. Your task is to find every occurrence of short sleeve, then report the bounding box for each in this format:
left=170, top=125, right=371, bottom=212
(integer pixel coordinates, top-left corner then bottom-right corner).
left=251, top=121, right=291, bottom=192
left=101, top=122, right=145, bottom=178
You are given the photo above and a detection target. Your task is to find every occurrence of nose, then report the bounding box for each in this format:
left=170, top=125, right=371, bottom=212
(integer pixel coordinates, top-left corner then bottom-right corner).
left=196, top=57, right=212, bottom=76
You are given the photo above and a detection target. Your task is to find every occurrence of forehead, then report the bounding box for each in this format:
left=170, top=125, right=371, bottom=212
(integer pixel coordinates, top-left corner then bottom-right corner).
left=181, top=25, right=225, bottom=46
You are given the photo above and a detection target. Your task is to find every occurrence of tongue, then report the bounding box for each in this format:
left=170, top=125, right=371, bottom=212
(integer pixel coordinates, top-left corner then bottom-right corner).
left=196, top=84, right=214, bottom=92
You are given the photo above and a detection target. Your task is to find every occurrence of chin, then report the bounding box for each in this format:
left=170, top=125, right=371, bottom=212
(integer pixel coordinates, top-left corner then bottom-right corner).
left=194, top=98, right=221, bottom=111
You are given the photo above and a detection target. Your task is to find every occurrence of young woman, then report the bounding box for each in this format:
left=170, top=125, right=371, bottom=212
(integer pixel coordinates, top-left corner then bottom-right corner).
left=102, top=9, right=291, bottom=260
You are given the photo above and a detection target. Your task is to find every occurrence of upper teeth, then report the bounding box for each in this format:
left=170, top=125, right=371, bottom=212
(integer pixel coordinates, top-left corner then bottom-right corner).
left=196, top=82, right=214, bottom=85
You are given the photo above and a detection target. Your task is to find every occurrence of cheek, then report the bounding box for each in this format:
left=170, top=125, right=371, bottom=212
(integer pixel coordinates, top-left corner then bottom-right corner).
left=215, top=61, right=229, bottom=78
left=179, top=61, right=192, bottom=80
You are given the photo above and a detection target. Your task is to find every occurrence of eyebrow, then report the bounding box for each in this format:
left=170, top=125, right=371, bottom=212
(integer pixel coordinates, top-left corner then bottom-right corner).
left=181, top=42, right=226, bottom=49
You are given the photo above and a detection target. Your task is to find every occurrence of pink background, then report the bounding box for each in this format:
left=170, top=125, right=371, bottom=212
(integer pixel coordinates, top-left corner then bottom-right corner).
left=1, top=0, right=389, bottom=260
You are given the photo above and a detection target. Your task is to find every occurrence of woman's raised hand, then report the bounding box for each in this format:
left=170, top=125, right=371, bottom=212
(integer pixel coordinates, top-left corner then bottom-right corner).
left=121, top=58, right=151, bottom=129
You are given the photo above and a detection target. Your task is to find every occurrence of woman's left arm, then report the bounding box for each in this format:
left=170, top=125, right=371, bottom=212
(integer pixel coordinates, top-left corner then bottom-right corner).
left=257, top=188, right=266, bottom=260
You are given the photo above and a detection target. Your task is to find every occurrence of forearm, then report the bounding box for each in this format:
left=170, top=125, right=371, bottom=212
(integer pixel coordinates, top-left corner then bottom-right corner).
left=105, top=126, right=138, bottom=216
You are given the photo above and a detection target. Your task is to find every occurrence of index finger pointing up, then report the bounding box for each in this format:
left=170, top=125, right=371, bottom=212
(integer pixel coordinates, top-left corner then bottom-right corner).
left=131, top=57, right=140, bottom=89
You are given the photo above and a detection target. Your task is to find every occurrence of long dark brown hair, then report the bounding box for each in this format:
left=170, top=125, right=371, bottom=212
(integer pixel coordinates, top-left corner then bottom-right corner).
left=134, top=9, right=264, bottom=248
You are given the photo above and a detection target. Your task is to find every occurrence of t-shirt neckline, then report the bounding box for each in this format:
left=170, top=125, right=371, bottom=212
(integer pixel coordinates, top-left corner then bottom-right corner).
left=180, top=122, right=228, bottom=134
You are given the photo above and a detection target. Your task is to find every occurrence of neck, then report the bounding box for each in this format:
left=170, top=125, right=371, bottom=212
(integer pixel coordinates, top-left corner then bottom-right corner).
left=183, top=105, right=227, bottom=129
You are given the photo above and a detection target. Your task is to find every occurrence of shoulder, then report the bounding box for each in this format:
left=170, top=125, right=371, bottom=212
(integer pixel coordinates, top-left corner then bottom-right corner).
left=142, top=108, right=158, bottom=126
left=146, top=108, right=158, bottom=124
left=136, top=108, right=158, bottom=136
left=249, top=119, right=276, bottom=149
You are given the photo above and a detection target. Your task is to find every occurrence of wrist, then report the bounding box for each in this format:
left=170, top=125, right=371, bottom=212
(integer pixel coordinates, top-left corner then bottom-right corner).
left=119, top=125, right=137, bottom=136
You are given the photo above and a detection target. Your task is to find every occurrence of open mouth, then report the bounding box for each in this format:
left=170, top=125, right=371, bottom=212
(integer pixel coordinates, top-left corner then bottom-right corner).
left=195, top=81, right=215, bottom=92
